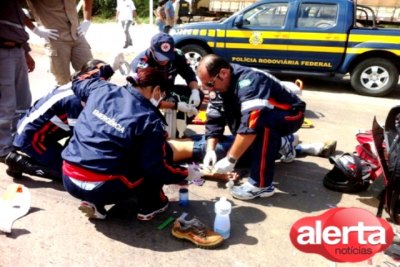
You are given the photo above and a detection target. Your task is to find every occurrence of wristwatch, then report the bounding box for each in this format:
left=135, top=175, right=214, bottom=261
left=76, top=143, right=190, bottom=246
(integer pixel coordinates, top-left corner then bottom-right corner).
left=227, top=155, right=237, bottom=164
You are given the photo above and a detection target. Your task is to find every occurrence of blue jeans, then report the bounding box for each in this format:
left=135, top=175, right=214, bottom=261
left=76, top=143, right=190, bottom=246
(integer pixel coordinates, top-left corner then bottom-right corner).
left=121, top=20, right=132, bottom=45
left=191, top=134, right=252, bottom=167
left=156, top=20, right=166, bottom=32
left=0, top=47, right=31, bottom=156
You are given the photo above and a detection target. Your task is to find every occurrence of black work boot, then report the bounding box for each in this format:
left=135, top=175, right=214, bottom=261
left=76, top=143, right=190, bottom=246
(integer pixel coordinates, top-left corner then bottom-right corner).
left=5, top=152, right=60, bottom=180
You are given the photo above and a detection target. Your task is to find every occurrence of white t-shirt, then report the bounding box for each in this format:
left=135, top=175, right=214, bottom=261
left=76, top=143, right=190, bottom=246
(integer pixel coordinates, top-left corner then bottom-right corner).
left=117, top=0, right=136, bottom=21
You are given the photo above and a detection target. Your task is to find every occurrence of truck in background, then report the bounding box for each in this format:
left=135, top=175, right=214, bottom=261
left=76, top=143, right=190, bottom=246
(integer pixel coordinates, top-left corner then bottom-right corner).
left=357, top=0, right=400, bottom=24
left=179, top=0, right=258, bottom=23
left=189, top=0, right=400, bottom=24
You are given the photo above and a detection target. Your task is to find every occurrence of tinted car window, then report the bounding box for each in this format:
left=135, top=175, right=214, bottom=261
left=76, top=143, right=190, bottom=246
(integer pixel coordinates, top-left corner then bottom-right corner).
left=297, top=3, right=338, bottom=28
left=243, top=3, right=289, bottom=27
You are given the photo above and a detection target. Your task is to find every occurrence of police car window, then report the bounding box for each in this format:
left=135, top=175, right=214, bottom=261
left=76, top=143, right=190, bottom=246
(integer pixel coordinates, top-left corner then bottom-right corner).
left=297, top=3, right=338, bottom=28
left=243, top=3, right=288, bottom=27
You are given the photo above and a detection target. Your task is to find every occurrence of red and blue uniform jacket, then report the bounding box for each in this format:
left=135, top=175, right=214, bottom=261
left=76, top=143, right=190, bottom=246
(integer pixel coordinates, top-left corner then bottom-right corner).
left=131, top=48, right=197, bottom=93
left=206, top=64, right=306, bottom=139
left=13, top=83, right=83, bottom=154
left=62, top=75, right=188, bottom=187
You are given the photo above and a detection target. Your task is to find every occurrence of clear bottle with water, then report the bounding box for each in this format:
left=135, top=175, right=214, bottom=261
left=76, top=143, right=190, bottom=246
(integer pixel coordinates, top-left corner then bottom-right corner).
left=214, top=197, right=231, bottom=239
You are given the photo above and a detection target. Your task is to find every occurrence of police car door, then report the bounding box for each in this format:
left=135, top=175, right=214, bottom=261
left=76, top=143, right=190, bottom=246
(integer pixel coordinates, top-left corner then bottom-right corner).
left=228, top=1, right=290, bottom=69
left=287, top=1, right=347, bottom=72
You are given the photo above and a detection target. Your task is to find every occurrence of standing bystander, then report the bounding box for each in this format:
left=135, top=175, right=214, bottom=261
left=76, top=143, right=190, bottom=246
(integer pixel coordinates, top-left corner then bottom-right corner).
left=26, top=0, right=93, bottom=86
left=116, top=0, right=137, bottom=49
left=164, top=0, right=176, bottom=30
left=155, top=0, right=167, bottom=32
left=0, top=1, right=35, bottom=163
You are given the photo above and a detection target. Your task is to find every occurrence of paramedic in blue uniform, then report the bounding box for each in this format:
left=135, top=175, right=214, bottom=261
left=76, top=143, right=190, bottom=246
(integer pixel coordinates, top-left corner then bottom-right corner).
left=62, top=65, right=199, bottom=221
left=131, top=32, right=201, bottom=117
left=197, top=54, right=306, bottom=200
left=5, top=60, right=110, bottom=181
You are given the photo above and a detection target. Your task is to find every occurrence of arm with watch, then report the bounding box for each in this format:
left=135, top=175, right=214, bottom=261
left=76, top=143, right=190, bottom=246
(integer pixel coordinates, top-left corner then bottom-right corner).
left=214, top=133, right=257, bottom=174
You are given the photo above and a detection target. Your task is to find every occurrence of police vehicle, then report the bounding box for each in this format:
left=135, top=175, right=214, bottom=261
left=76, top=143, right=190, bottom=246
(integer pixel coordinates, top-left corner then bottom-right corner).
left=172, top=0, right=400, bottom=97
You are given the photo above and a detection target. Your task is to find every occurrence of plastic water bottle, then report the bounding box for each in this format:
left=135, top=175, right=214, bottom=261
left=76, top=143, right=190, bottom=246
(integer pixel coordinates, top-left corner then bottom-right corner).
left=214, top=197, right=231, bottom=239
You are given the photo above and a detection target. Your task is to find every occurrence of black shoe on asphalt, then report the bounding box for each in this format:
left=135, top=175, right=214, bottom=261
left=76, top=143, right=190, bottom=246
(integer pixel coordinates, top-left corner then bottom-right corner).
left=137, top=194, right=169, bottom=221
left=0, top=154, right=6, bottom=163
left=6, top=168, right=22, bottom=179
left=5, top=151, right=60, bottom=180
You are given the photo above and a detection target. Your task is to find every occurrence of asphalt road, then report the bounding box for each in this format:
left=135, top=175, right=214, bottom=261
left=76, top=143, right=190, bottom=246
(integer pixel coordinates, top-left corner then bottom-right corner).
left=1, top=23, right=400, bottom=267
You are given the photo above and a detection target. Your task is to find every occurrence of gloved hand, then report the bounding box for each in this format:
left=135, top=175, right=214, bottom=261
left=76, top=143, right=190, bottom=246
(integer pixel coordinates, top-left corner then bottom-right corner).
left=33, top=26, right=59, bottom=40
left=177, top=102, right=193, bottom=113
left=214, top=156, right=236, bottom=173
left=111, top=52, right=125, bottom=71
left=203, top=150, right=217, bottom=171
left=77, top=20, right=91, bottom=36
left=189, top=89, right=201, bottom=107
left=186, top=106, right=198, bottom=118
left=186, top=163, right=202, bottom=181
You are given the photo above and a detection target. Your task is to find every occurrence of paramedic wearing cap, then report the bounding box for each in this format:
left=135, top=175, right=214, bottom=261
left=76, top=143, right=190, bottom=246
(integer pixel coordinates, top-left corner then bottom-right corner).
left=131, top=33, right=201, bottom=115
left=197, top=54, right=306, bottom=200
left=62, top=65, right=200, bottom=221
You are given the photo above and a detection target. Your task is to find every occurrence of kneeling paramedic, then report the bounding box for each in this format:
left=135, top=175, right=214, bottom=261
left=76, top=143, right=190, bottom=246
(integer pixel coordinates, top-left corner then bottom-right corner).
left=5, top=60, right=113, bottom=180
left=62, top=64, right=200, bottom=221
left=131, top=33, right=201, bottom=136
left=197, top=55, right=306, bottom=200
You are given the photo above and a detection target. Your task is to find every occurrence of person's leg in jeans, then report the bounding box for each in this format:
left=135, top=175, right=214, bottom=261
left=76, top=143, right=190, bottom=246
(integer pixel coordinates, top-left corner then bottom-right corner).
left=121, top=20, right=133, bottom=48
left=0, top=47, right=31, bottom=160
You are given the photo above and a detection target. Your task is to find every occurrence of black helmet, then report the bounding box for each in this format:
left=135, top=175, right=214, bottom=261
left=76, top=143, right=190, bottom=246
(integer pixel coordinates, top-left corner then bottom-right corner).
left=323, top=153, right=371, bottom=193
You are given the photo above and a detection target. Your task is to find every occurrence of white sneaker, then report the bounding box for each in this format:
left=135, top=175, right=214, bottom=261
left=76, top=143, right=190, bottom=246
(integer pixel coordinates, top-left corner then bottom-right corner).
left=79, top=201, right=107, bottom=220
left=279, top=134, right=296, bottom=163
left=230, top=182, right=275, bottom=200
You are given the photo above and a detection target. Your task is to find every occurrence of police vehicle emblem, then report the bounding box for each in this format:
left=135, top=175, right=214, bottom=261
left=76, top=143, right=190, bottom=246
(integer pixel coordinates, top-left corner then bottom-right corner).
left=249, top=32, right=263, bottom=45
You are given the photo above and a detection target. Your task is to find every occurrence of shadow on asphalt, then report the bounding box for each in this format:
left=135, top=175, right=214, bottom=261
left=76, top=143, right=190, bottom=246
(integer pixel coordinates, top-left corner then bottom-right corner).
left=270, top=160, right=342, bottom=212
left=91, top=199, right=264, bottom=251
left=4, top=174, right=64, bottom=191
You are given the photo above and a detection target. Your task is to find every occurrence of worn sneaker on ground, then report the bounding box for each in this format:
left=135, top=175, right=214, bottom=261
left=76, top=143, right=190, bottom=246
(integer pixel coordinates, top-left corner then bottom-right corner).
left=319, top=140, right=337, bottom=158
left=231, top=181, right=275, bottom=200
left=171, top=215, right=224, bottom=249
left=137, top=196, right=169, bottom=221
left=279, top=134, right=297, bottom=163
left=79, top=201, right=107, bottom=220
